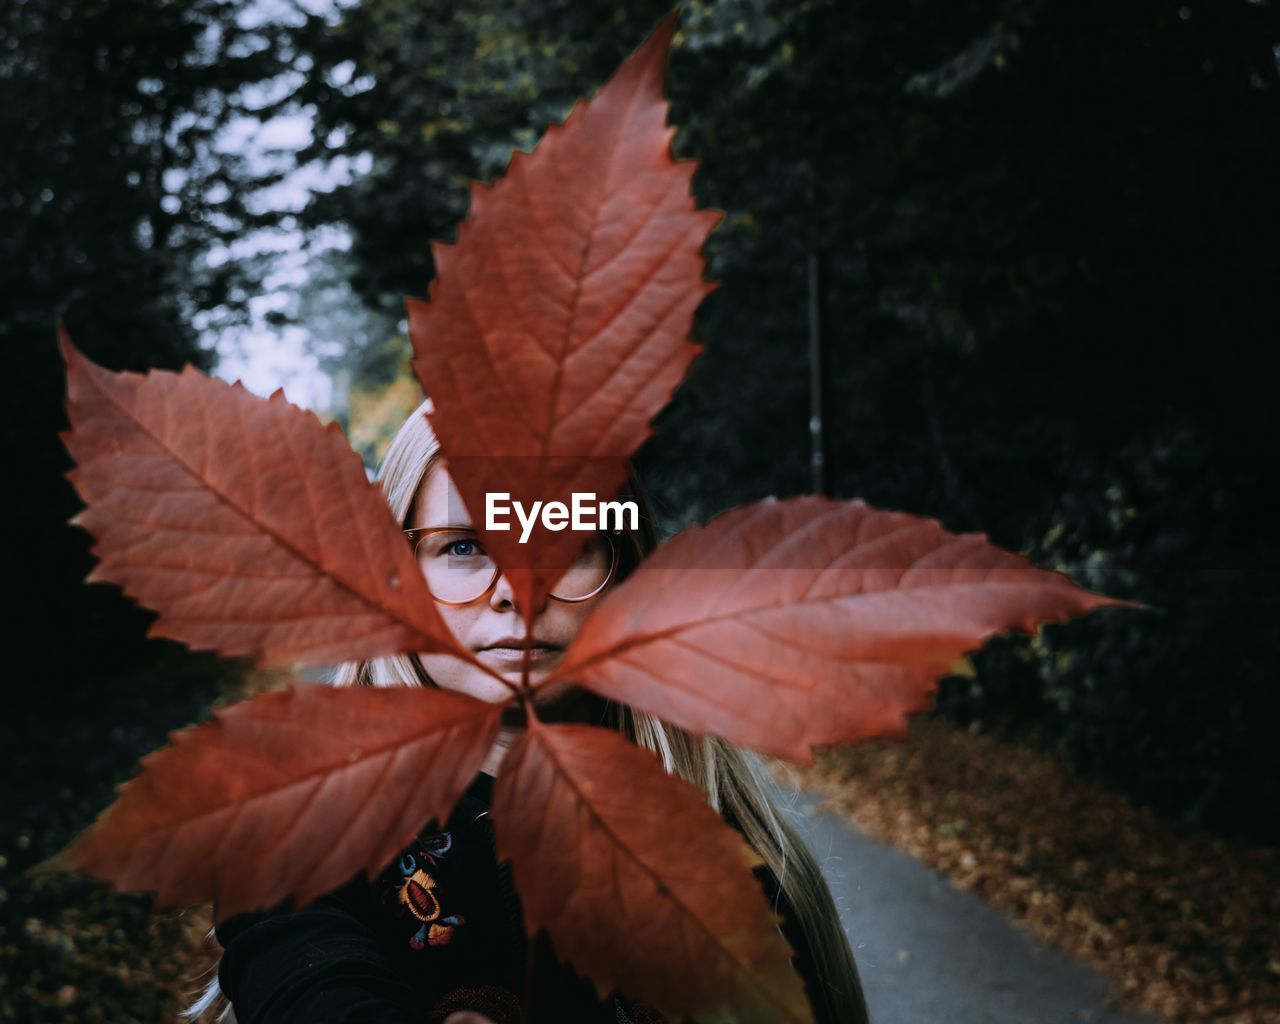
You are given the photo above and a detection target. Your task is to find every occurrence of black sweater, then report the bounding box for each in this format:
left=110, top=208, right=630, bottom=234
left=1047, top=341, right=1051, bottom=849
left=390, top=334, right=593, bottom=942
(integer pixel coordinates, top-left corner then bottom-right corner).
left=216, top=772, right=818, bottom=1024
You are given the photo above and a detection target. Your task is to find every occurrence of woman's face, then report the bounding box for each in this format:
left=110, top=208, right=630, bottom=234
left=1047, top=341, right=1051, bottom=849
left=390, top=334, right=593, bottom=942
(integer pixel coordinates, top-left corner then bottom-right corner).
left=411, top=461, right=603, bottom=707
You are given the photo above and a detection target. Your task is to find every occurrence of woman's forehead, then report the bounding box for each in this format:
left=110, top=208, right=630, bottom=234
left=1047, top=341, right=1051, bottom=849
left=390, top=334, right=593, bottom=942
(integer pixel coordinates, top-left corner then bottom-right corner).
left=410, top=463, right=473, bottom=529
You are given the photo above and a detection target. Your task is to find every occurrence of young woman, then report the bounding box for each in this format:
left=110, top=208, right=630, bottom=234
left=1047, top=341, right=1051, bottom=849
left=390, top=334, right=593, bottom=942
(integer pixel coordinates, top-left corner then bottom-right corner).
left=193, top=399, right=869, bottom=1024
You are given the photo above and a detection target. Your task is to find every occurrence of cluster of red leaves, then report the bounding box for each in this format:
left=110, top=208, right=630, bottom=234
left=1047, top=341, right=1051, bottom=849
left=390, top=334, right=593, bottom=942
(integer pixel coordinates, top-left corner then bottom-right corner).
left=50, top=14, right=1126, bottom=1023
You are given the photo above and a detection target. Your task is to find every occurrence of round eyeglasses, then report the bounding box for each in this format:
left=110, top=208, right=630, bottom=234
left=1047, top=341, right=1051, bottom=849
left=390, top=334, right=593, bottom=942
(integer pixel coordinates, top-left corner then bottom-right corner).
left=403, top=527, right=620, bottom=606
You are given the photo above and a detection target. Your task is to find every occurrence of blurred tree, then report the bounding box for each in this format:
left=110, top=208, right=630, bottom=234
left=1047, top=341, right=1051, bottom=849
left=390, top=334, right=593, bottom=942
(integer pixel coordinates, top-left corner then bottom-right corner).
left=346, top=353, right=422, bottom=467
left=3, top=0, right=309, bottom=682
left=286, top=0, right=678, bottom=385
left=290, top=245, right=397, bottom=423
left=286, top=0, right=1280, bottom=840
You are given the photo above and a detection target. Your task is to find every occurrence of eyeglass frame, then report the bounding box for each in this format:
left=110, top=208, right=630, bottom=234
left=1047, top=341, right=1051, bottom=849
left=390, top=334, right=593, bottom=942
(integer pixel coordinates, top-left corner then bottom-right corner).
left=402, top=526, right=622, bottom=606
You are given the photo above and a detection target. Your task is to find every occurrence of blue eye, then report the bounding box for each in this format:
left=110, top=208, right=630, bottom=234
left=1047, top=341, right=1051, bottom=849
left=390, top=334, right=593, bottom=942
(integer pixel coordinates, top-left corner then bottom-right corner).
left=399, top=853, right=417, bottom=876
left=445, top=538, right=481, bottom=558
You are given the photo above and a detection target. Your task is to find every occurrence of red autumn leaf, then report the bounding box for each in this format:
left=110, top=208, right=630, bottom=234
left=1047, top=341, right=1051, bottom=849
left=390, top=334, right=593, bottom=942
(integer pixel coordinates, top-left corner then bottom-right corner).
left=59, top=330, right=466, bottom=668
left=550, top=496, right=1132, bottom=762
left=47, top=684, right=502, bottom=920
left=407, top=12, right=720, bottom=618
left=492, top=717, right=814, bottom=1024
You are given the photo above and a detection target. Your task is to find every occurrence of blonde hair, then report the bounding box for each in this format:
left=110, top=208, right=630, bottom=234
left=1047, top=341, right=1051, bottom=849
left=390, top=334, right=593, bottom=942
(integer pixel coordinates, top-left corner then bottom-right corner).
left=190, top=399, right=868, bottom=1024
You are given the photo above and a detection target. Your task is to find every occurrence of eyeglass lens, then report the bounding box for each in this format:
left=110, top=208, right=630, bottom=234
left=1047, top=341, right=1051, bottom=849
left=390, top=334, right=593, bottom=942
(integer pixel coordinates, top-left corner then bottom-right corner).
left=413, top=530, right=614, bottom=603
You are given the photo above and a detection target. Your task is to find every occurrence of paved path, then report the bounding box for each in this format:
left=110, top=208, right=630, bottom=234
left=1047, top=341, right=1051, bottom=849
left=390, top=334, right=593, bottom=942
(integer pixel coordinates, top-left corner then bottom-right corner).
left=775, top=786, right=1158, bottom=1024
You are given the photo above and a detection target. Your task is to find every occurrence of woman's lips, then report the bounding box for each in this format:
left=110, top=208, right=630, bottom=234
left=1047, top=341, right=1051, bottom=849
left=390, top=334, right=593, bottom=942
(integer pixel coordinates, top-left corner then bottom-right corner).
left=476, top=644, right=563, bottom=666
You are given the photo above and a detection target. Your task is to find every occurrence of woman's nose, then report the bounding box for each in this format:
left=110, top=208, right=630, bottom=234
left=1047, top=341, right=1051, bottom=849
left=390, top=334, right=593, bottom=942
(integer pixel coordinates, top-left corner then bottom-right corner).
left=488, top=572, right=517, bottom=611
left=487, top=573, right=548, bottom=616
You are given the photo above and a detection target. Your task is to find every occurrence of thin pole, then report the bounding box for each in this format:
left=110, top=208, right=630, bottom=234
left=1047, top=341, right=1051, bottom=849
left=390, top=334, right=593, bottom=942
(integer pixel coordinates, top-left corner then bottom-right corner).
left=807, top=249, right=827, bottom=494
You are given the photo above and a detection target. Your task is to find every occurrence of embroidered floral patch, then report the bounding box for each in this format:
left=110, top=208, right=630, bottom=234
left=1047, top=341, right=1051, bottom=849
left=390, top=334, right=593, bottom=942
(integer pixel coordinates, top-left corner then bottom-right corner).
left=381, top=831, right=466, bottom=950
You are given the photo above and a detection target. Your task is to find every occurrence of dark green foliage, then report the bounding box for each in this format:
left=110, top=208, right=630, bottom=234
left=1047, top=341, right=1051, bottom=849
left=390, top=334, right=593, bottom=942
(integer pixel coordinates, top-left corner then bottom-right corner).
left=285, top=0, right=678, bottom=378
left=936, top=440, right=1280, bottom=845
left=2, top=0, right=304, bottom=682
left=290, top=0, right=1280, bottom=842
left=12, top=0, right=1274, bottom=842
